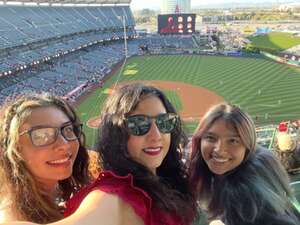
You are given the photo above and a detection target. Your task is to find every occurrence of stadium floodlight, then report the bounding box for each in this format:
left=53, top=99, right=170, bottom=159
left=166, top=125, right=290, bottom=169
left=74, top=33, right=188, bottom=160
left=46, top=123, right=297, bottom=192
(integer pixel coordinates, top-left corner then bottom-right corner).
left=116, top=15, right=128, bottom=58
left=8, top=70, right=12, bottom=74
left=4, top=72, right=7, bottom=76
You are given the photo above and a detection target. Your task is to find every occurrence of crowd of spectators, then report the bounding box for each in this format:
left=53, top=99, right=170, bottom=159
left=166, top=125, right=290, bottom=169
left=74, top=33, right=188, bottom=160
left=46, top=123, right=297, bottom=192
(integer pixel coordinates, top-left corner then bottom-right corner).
left=139, top=34, right=197, bottom=54
left=0, top=5, right=140, bottom=104
left=0, top=40, right=143, bottom=104
left=0, top=5, right=135, bottom=49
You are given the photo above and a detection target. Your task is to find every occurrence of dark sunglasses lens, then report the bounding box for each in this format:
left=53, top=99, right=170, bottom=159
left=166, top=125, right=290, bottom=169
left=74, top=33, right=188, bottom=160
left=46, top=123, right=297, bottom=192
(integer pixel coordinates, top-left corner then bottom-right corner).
left=156, top=114, right=178, bottom=133
left=127, top=115, right=151, bottom=136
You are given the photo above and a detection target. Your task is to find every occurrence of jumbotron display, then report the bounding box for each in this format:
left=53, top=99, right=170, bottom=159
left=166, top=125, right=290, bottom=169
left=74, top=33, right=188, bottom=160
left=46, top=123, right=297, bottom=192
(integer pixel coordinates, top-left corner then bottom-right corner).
left=158, top=14, right=196, bottom=34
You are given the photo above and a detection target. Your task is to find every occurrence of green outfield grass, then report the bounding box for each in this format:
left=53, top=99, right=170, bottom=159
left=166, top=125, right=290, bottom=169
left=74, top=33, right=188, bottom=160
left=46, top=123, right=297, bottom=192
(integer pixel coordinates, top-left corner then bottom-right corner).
left=164, top=90, right=182, bottom=112
left=183, top=121, right=199, bottom=135
left=77, top=55, right=300, bottom=147
left=247, top=32, right=300, bottom=51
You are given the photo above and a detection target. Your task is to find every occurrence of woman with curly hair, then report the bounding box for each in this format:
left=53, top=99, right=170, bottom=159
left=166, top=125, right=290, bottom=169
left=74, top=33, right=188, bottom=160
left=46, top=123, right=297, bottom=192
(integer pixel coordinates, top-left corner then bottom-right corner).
left=189, top=103, right=300, bottom=225
left=0, top=93, right=89, bottom=223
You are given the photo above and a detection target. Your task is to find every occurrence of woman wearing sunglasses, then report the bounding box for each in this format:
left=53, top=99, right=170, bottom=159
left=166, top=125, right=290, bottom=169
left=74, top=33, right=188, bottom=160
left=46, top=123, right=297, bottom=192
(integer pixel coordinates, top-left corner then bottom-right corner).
left=63, top=83, right=197, bottom=225
left=0, top=93, right=89, bottom=223
left=3, top=83, right=197, bottom=225
left=189, top=103, right=300, bottom=225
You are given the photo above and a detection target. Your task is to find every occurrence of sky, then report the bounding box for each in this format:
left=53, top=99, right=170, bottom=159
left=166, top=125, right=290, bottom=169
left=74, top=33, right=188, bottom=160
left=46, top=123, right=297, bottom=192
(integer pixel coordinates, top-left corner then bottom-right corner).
left=130, top=0, right=299, bottom=10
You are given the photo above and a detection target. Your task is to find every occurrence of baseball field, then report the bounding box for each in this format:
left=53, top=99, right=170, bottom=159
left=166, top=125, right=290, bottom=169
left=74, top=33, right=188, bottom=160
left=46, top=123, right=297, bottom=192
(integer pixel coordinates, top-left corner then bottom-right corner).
left=76, top=54, right=300, bottom=147
left=247, top=32, right=300, bottom=52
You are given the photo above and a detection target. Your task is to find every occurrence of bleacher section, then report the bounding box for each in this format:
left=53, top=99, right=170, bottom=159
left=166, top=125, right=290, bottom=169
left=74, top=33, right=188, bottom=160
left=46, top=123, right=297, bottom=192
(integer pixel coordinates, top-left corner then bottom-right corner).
left=0, top=5, right=135, bottom=49
left=0, top=4, right=139, bottom=103
left=0, top=40, right=142, bottom=104
left=256, top=125, right=277, bottom=149
left=0, top=4, right=136, bottom=73
left=0, top=31, right=131, bottom=72
left=144, top=35, right=197, bottom=53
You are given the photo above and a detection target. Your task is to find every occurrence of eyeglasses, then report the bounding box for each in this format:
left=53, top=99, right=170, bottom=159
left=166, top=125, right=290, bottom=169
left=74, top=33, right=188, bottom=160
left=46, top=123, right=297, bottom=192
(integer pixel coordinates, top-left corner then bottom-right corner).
left=19, top=122, right=82, bottom=147
left=125, top=113, right=178, bottom=136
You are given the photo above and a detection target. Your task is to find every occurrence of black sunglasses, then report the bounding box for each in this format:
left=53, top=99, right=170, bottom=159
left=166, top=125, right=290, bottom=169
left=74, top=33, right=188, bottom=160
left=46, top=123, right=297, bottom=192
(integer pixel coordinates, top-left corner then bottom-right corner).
left=125, top=113, right=178, bottom=136
left=19, top=122, right=82, bottom=147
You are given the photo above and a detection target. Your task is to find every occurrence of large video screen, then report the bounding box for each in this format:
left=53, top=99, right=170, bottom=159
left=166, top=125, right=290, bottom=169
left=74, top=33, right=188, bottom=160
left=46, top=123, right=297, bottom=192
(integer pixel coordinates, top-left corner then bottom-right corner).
left=158, top=14, right=196, bottom=34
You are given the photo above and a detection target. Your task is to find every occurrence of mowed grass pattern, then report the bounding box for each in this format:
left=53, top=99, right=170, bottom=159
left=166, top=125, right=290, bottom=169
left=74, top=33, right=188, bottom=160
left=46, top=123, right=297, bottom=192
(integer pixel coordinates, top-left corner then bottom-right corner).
left=248, top=32, right=300, bottom=51
left=77, top=55, right=300, bottom=147
left=164, top=90, right=182, bottom=112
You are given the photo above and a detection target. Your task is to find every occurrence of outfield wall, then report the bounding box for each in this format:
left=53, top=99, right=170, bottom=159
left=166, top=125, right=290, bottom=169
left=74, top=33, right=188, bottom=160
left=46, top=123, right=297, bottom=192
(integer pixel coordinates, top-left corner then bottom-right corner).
left=261, top=51, right=300, bottom=67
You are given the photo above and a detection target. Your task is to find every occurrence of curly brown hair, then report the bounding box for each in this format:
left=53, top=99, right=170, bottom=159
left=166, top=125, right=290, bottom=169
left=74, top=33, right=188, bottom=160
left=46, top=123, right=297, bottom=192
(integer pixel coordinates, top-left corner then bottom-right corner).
left=0, top=93, right=89, bottom=223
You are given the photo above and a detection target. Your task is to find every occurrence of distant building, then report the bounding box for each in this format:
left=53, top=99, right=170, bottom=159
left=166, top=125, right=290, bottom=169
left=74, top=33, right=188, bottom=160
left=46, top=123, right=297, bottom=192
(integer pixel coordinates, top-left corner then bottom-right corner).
left=278, top=3, right=300, bottom=11
left=161, top=0, right=191, bottom=14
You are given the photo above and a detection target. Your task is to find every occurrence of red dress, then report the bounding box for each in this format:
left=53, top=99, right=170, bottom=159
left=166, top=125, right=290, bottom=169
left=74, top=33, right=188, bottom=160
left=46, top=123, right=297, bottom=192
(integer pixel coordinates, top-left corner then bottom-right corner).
left=64, top=171, right=184, bottom=225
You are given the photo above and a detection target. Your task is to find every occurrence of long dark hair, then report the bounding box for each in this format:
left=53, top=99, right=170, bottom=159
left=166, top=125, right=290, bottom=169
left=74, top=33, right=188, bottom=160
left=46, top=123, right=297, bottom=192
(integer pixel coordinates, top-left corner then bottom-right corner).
left=189, top=103, right=300, bottom=224
left=96, top=83, right=197, bottom=223
left=0, top=93, right=89, bottom=223
left=222, top=147, right=300, bottom=225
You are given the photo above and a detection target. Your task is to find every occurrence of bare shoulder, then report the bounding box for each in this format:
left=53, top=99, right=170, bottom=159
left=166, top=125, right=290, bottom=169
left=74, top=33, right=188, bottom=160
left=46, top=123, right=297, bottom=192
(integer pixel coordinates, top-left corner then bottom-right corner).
left=62, top=190, right=143, bottom=225
left=119, top=198, right=144, bottom=225
left=71, top=190, right=121, bottom=224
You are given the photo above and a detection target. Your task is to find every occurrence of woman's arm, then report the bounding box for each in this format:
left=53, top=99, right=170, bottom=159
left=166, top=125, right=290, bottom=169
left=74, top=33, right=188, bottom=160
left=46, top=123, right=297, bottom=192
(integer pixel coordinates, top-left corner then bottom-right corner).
left=2, top=190, right=143, bottom=225
left=60, top=190, right=121, bottom=225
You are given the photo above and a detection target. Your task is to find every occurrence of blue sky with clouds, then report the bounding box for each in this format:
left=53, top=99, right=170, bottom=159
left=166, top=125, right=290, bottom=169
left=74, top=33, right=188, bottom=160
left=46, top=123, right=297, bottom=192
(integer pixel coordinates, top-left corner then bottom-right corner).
left=130, top=0, right=299, bottom=10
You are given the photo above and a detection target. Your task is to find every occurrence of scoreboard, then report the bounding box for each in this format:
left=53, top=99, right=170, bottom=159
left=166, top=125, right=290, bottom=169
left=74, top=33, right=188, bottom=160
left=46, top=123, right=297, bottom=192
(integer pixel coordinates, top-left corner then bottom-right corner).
left=158, top=14, right=196, bottom=35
